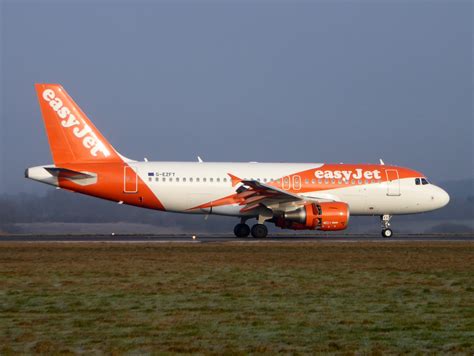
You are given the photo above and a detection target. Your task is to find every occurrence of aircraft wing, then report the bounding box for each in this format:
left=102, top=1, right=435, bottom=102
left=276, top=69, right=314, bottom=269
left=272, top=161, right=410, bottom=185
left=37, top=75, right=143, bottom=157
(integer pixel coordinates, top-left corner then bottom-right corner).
left=236, top=179, right=335, bottom=213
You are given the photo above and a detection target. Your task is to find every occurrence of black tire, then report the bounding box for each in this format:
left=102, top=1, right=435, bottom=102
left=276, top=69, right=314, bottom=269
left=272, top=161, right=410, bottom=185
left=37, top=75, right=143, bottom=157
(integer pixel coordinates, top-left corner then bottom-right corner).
left=382, top=228, right=393, bottom=238
left=234, top=223, right=250, bottom=238
left=251, top=224, right=268, bottom=238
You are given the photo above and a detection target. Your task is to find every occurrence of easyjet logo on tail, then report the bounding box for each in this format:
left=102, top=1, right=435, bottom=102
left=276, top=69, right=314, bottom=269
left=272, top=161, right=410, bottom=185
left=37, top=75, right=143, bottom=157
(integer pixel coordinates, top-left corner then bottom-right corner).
left=42, top=89, right=111, bottom=158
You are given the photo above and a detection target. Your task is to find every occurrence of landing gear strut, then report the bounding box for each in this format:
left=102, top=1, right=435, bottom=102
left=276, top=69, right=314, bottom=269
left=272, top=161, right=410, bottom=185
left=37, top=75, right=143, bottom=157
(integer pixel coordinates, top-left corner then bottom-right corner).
left=235, top=210, right=271, bottom=238
left=381, top=214, right=393, bottom=238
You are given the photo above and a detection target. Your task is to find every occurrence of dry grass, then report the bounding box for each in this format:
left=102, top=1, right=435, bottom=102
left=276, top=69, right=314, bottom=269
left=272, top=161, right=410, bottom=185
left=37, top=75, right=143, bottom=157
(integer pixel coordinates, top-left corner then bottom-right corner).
left=0, top=242, right=472, bottom=354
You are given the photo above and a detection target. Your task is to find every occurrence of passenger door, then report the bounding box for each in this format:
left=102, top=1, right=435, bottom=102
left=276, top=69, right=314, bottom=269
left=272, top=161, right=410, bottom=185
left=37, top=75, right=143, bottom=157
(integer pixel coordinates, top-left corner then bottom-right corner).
left=385, top=169, right=401, bottom=196
left=124, top=165, right=138, bottom=193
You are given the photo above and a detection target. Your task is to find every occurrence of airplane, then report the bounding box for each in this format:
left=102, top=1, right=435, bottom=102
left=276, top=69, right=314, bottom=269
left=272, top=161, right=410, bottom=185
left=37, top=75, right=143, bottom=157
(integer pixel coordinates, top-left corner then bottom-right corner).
left=26, top=84, right=450, bottom=238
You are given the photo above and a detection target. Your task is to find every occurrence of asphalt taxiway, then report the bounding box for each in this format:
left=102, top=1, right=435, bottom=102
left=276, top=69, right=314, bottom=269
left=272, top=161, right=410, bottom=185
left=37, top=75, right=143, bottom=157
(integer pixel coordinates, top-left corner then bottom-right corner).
left=0, top=234, right=472, bottom=243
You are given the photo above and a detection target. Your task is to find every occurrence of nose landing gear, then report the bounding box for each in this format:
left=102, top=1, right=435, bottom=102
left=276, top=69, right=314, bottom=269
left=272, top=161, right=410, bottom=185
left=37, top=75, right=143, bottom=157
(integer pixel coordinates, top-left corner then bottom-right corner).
left=381, top=214, right=393, bottom=238
left=382, top=228, right=393, bottom=238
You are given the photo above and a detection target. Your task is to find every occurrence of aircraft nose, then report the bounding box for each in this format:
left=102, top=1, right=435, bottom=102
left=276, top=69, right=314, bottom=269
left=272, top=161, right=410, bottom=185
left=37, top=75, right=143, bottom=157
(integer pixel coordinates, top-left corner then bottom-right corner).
left=433, top=186, right=450, bottom=209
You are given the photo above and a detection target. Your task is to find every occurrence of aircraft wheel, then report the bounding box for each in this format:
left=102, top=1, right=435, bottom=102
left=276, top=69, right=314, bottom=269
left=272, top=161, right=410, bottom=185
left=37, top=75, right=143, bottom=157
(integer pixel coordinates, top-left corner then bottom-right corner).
left=251, top=224, right=268, bottom=238
left=382, top=228, right=393, bottom=238
left=234, top=223, right=250, bottom=238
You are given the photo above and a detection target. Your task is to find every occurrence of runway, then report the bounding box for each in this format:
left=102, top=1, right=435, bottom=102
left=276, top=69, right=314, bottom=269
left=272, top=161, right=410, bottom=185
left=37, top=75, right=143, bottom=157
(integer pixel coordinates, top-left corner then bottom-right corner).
left=0, top=233, right=472, bottom=243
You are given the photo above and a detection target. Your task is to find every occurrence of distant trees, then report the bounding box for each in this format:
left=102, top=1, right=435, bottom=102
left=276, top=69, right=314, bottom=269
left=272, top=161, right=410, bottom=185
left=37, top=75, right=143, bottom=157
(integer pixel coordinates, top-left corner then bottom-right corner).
left=0, top=188, right=234, bottom=232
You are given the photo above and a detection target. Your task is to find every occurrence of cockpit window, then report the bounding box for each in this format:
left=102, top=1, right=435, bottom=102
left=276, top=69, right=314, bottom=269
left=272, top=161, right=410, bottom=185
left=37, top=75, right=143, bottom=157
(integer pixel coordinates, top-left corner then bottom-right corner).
left=415, top=177, right=430, bottom=185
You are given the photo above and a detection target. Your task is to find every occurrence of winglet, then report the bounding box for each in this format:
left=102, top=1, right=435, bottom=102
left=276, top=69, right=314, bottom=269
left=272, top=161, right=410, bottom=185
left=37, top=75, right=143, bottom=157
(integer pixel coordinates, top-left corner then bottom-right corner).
left=379, top=158, right=385, bottom=165
left=228, top=173, right=243, bottom=187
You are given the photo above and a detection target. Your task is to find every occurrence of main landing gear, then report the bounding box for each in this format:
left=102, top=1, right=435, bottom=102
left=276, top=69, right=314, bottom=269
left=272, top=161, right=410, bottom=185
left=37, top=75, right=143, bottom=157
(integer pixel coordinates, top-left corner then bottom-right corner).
left=233, top=223, right=250, bottom=238
left=233, top=221, right=268, bottom=238
left=251, top=224, right=268, bottom=238
left=381, top=214, right=393, bottom=238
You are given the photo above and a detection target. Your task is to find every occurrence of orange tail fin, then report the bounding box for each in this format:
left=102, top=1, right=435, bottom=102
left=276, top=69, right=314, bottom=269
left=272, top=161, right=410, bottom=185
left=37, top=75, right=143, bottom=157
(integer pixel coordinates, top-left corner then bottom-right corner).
left=35, top=84, right=122, bottom=165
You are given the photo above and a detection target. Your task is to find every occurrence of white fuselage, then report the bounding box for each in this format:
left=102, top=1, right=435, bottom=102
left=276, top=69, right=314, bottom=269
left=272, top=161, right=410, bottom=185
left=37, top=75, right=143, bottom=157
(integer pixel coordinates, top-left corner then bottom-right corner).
left=127, top=161, right=449, bottom=217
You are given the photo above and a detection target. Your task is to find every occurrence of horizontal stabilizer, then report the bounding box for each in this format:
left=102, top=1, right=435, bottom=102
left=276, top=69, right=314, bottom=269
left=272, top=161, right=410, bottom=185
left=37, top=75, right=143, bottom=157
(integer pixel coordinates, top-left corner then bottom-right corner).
left=44, top=167, right=95, bottom=180
left=44, top=167, right=98, bottom=186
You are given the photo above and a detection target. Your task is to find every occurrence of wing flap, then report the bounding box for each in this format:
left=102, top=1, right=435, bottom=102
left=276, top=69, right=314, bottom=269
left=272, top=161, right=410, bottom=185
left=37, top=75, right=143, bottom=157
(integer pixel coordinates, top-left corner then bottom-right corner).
left=234, top=177, right=337, bottom=213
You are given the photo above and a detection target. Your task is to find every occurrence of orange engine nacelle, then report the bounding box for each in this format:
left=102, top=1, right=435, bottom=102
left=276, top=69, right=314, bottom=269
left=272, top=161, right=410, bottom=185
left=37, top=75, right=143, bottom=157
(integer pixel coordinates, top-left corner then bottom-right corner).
left=274, top=202, right=350, bottom=231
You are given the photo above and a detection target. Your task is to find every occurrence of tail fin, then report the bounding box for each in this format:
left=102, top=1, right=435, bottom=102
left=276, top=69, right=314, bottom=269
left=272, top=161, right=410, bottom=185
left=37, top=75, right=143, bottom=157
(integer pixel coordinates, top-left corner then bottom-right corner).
left=35, top=84, right=122, bottom=165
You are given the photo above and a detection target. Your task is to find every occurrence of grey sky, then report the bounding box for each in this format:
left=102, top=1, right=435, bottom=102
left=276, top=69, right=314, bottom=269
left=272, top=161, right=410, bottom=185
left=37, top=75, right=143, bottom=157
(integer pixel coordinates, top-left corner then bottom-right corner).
left=1, top=0, right=472, bottom=194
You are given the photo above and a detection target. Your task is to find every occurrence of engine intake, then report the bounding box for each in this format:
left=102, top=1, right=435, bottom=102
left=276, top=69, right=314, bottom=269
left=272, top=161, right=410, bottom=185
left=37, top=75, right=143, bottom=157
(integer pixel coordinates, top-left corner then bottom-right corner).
left=275, top=202, right=350, bottom=231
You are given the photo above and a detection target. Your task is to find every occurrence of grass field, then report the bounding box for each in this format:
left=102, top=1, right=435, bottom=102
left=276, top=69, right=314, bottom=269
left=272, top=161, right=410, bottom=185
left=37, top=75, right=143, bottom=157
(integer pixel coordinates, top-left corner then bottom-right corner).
left=0, top=242, right=472, bottom=354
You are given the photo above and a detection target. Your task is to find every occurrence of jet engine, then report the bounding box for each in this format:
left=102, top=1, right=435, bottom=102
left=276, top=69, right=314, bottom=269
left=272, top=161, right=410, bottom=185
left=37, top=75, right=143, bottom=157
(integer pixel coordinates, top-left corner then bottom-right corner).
left=274, top=202, right=350, bottom=231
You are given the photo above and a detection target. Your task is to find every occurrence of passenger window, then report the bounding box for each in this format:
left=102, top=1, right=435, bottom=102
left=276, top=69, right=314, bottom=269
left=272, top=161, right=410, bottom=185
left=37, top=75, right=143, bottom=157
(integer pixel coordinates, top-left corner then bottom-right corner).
left=415, top=178, right=420, bottom=185
left=421, top=178, right=429, bottom=185
left=183, top=178, right=186, bottom=182
left=148, top=177, right=152, bottom=182
left=305, top=178, right=309, bottom=184
left=176, top=177, right=180, bottom=182
left=203, top=178, right=207, bottom=182
left=169, top=177, right=173, bottom=182
left=189, top=177, right=193, bottom=182
left=196, top=177, right=200, bottom=182
left=155, top=177, right=159, bottom=182
left=224, top=178, right=227, bottom=182
left=217, top=178, right=220, bottom=182
left=210, top=178, right=214, bottom=182
left=162, top=178, right=166, bottom=182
